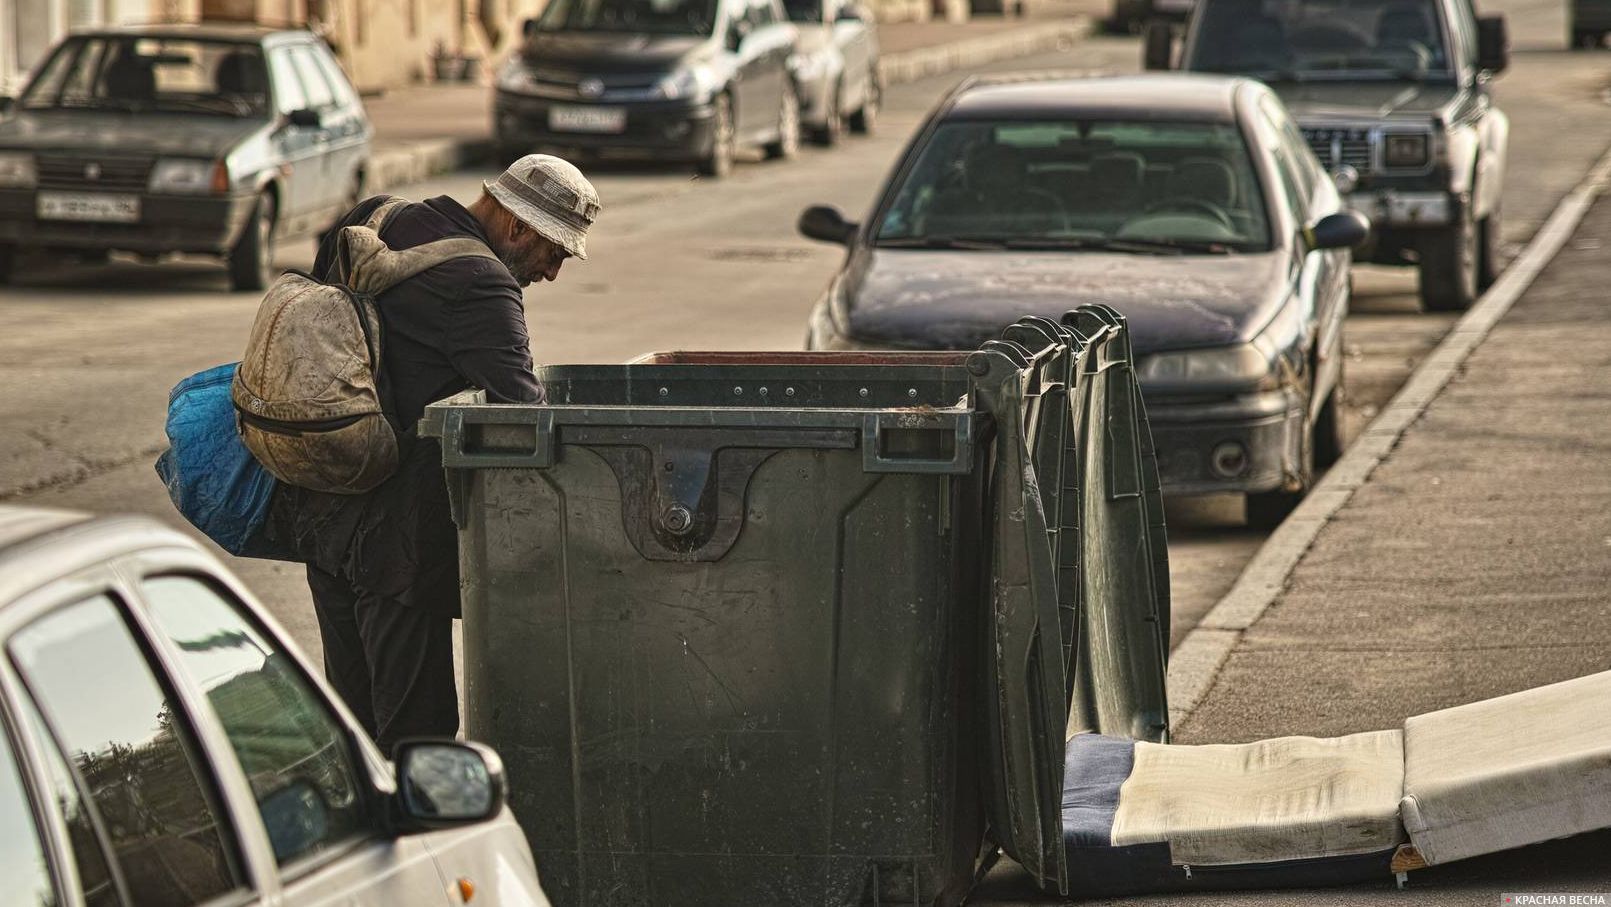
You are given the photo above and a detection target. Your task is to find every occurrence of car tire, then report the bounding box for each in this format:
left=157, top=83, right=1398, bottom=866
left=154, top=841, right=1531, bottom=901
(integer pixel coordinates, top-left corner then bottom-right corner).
left=1478, top=202, right=1503, bottom=290
left=849, top=70, right=879, bottom=134
left=1418, top=210, right=1479, bottom=312
left=228, top=193, right=276, bottom=293
left=697, top=93, right=735, bottom=178
left=764, top=83, right=800, bottom=160
left=0, top=244, right=15, bottom=285
left=811, top=81, right=844, bottom=147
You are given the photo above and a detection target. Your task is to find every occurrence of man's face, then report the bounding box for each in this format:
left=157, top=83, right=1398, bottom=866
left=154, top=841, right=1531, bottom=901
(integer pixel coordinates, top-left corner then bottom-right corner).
left=500, top=220, right=572, bottom=287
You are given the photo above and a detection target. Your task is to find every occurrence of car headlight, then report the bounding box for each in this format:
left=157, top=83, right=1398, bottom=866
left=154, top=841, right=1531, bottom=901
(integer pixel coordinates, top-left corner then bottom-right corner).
left=148, top=158, right=226, bottom=194
left=1383, top=132, right=1431, bottom=169
left=497, top=59, right=536, bottom=93
left=654, top=69, right=707, bottom=101
left=1137, top=343, right=1271, bottom=388
left=0, top=151, right=36, bottom=189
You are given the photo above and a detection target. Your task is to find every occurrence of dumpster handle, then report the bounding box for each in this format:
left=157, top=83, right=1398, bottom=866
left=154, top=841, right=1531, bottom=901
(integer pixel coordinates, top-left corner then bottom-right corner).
left=439, top=408, right=557, bottom=469
left=860, top=412, right=974, bottom=474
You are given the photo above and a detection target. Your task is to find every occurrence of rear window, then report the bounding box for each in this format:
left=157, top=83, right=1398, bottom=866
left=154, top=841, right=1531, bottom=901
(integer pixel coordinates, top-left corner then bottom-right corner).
left=876, top=118, right=1272, bottom=254
left=20, top=36, right=270, bottom=118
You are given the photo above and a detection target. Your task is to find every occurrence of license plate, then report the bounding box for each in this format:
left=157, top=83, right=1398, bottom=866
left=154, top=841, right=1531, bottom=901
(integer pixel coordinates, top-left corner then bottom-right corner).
left=549, top=105, right=626, bottom=134
left=37, top=192, right=141, bottom=224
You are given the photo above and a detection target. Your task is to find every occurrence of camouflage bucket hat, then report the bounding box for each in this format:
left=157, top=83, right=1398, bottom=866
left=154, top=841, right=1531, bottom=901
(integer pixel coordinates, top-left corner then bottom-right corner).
left=484, top=154, right=601, bottom=260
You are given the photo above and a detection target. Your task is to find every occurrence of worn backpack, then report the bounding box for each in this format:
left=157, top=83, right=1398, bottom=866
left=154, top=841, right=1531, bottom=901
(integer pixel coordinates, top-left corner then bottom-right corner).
left=232, top=197, right=500, bottom=494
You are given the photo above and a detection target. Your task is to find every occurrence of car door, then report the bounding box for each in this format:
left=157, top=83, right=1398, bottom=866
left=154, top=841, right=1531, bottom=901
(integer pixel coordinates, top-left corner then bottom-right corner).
left=1, top=578, right=263, bottom=907
left=286, top=41, right=364, bottom=223
left=308, top=41, right=372, bottom=211
left=264, top=44, right=322, bottom=235
left=0, top=695, right=70, bottom=907
left=129, top=568, right=456, bottom=907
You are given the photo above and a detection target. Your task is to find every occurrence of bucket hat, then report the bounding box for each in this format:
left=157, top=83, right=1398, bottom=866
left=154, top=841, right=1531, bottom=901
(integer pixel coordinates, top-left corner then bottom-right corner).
left=484, top=154, right=600, bottom=260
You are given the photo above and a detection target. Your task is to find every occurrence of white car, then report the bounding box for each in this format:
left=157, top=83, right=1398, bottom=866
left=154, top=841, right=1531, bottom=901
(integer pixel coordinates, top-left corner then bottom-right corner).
left=0, top=505, right=551, bottom=907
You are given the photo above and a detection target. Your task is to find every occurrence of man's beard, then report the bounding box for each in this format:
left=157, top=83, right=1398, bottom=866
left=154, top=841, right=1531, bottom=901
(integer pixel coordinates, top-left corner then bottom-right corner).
left=494, top=246, right=536, bottom=287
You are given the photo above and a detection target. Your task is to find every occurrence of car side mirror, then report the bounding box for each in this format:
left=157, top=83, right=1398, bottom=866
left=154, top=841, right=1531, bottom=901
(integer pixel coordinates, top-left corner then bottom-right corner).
left=798, top=205, right=858, bottom=245
left=287, top=107, right=324, bottom=128
left=391, top=741, right=505, bottom=832
left=1477, top=16, right=1509, bottom=74
left=523, top=16, right=539, bottom=38
left=1143, top=21, right=1174, bottom=71
left=1306, top=211, right=1371, bottom=251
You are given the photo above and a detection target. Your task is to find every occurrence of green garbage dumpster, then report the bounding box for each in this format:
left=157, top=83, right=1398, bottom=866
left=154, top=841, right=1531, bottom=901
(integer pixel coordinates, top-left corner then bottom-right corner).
left=419, top=307, right=1169, bottom=906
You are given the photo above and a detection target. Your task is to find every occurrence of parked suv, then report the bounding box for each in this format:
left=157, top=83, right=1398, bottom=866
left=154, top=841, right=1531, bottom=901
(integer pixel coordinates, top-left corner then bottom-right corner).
left=0, top=505, right=551, bottom=906
left=0, top=26, right=371, bottom=291
left=496, top=0, right=800, bottom=177
left=1150, top=0, right=1510, bottom=311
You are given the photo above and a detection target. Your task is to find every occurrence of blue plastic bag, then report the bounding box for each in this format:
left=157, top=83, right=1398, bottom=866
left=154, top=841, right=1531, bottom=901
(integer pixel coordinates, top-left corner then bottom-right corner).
left=154, top=363, right=282, bottom=558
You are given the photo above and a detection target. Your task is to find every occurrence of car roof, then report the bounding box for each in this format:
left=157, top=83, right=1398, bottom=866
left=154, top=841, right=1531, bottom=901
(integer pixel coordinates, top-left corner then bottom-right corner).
left=943, top=73, right=1257, bottom=124
left=0, top=505, right=198, bottom=613
left=67, top=23, right=315, bottom=44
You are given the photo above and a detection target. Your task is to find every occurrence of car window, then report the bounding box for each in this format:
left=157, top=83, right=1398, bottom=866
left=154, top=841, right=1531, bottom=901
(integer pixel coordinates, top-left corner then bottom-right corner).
left=1190, top=0, right=1452, bottom=80
left=0, top=706, right=58, bottom=907
left=267, top=48, right=308, bottom=115
left=1259, top=99, right=1315, bottom=211
left=19, top=36, right=268, bottom=117
left=877, top=118, right=1272, bottom=253
left=752, top=0, right=778, bottom=26
left=783, top=0, right=822, bottom=22
left=534, top=0, right=722, bottom=37
left=143, top=576, right=369, bottom=868
left=9, top=594, right=241, bottom=907
left=288, top=45, right=336, bottom=110
left=310, top=44, right=358, bottom=109
left=19, top=696, right=122, bottom=907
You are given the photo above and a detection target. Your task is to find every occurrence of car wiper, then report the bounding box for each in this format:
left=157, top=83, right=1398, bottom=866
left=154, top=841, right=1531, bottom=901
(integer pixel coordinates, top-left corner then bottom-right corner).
left=157, top=96, right=255, bottom=116
left=1107, top=237, right=1239, bottom=255
left=877, top=236, right=1010, bottom=250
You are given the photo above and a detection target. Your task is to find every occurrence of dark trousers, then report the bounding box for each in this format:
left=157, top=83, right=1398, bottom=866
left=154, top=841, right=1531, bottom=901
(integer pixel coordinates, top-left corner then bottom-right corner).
left=306, top=565, right=459, bottom=753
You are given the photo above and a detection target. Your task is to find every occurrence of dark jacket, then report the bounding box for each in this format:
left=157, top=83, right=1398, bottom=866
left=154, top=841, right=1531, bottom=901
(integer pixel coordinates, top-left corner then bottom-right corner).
left=269, top=195, right=542, bottom=615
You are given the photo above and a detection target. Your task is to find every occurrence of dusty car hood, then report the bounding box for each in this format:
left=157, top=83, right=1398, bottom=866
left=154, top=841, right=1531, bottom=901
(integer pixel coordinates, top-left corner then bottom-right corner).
left=0, top=110, right=264, bottom=158
left=1271, top=81, right=1462, bottom=121
left=522, top=32, right=711, bottom=73
left=840, top=249, right=1292, bottom=355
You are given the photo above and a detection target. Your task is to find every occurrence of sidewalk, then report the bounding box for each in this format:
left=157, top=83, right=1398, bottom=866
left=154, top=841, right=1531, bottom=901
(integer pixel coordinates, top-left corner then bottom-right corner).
left=360, top=1, right=1095, bottom=193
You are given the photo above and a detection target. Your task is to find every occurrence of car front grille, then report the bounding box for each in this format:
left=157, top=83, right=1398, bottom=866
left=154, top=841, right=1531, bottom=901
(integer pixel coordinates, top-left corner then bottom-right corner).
left=36, top=154, right=155, bottom=192
left=523, top=68, right=663, bottom=100
left=1302, top=127, right=1373, bottom=173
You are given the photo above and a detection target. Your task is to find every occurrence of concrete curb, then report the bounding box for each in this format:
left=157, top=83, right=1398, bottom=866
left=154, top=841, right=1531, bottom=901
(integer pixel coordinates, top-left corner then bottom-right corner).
left=363, top=16, right=1091, bottom=193
left=877, top=17, right=1092, bottom=86
left=1163, top=143, right=1611, bottom=730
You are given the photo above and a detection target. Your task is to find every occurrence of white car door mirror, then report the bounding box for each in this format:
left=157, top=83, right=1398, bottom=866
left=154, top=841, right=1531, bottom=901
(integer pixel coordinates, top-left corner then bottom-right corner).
left=393, top=741, right=506, bottom=831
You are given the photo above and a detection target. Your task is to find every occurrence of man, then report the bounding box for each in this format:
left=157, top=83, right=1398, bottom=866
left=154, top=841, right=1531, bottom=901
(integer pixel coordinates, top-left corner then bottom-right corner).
left=271, top=154, right=600, bottom=752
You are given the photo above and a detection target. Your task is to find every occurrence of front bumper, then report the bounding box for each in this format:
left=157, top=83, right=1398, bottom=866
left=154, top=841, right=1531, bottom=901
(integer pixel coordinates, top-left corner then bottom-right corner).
left=796, top=70, right=834, bottom=128
left=1345, top=190, right=1453, bottom=229
left=1145, top=388, right=1305, bottom=496
left=494, top=90, right=717, bottom=162
left=0, top=189, right=255, bottom=254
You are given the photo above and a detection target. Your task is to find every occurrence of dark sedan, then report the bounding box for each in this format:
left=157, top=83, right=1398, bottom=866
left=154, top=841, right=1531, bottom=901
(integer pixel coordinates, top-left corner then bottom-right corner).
left=798, top=74, right=1368, bottom=526
left=497, top=0, right=800, bottom=177
left=0, top=26, right=371, bottom=291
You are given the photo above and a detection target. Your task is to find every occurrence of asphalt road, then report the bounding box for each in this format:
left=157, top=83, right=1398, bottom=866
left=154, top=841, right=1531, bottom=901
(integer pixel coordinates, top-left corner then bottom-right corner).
left=1, top=0, right=1602, bottom=672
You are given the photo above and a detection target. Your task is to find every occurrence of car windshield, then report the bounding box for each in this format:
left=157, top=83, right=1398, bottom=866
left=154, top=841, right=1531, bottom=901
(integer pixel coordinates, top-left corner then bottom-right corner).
left=783, top=0, right=822, bottom=22
left=20, top=36, right=269, bottom=116
left=1189, top=0, right=1451, bottom=80
left=535, top=0, right=722, bottom=35
left=876, top=119, right=1272, bottom=254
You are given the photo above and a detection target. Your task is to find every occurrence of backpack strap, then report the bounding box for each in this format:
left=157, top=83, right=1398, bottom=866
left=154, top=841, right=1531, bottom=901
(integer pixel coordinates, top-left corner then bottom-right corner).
left=364, top=196, right=409, bottom=232
left=340, top=232, right=503, bottom=297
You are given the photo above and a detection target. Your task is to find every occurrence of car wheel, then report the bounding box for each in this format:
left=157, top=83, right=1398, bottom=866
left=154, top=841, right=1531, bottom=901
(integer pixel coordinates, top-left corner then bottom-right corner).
left=1418, top=210, right=1479, bottom=312
left=1478, top=202, right=1503, bottom=290
left=849, top=70, right=880, bottom=134
left=764, top=83, right=800, bottom=160
left=229, top=193, right=276, bottom=293
left=0, top=244, right=15, bottom=285
left=812, top=81, right=844, bottom=147
left=697, top=93, right=735, bottom=178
